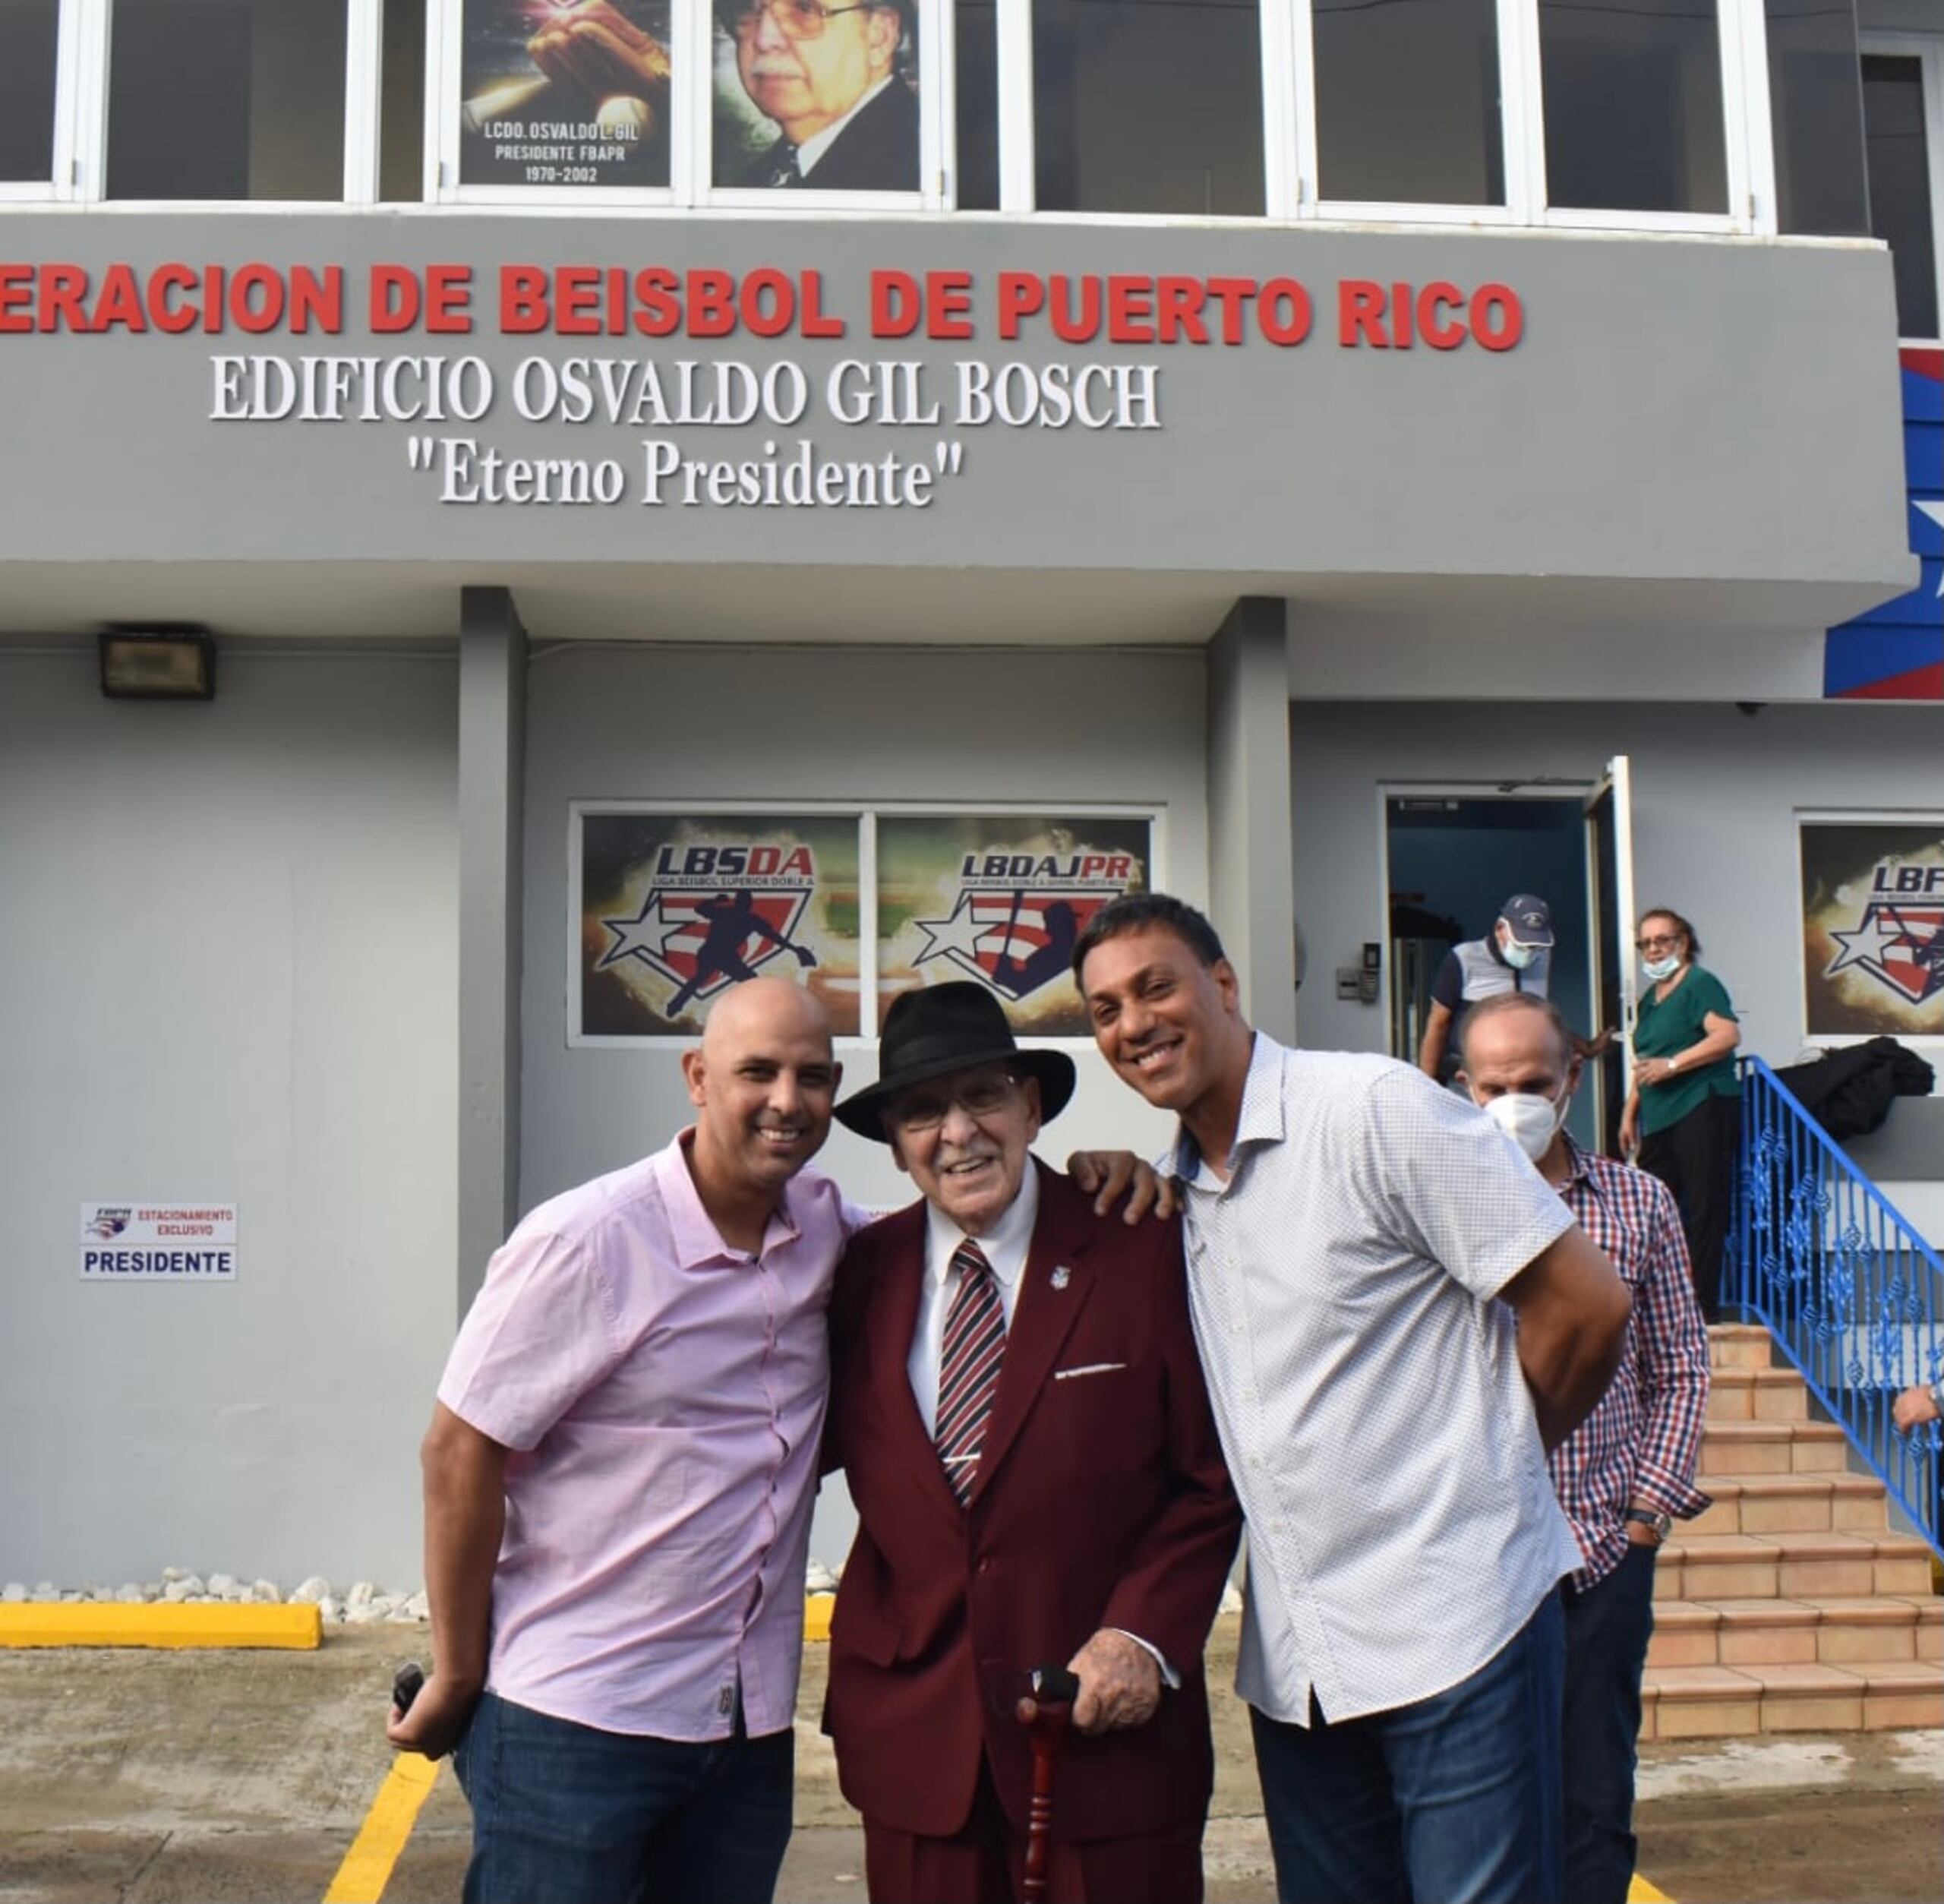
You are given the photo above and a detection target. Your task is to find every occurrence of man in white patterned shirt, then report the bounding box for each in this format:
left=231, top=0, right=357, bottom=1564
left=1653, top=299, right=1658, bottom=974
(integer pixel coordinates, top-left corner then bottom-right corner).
left=1075, top=895, right=1633, bottom=1904
left=1458, top=992, right=1710, bottom=1904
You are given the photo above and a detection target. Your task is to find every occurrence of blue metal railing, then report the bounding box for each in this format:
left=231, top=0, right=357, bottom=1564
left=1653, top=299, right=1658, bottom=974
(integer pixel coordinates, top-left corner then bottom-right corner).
left=1728, top=1056, right=1942, bottom=1560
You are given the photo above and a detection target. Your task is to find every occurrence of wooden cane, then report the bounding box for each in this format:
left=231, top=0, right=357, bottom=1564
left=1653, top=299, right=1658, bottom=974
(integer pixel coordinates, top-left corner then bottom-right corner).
left=1020, top=1665, right=1079, bottom=1904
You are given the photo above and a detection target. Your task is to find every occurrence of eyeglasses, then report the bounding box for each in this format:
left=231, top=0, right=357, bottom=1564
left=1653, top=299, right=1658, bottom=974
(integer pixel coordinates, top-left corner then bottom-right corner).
left=728, top=0, right=876, bottom=39
left=1636, top=933, right=1683, bottom=952
left=888, top=1074, right=1021, bottom=1135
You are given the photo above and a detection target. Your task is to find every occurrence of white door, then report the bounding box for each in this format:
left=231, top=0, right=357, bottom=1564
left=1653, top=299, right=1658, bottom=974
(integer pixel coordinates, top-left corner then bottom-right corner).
left=1583, top=756, right=1636, bottom=1152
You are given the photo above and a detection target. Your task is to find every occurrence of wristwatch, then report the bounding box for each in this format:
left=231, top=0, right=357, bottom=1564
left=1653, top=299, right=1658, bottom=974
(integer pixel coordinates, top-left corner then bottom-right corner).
left=1625, top=1508, right=1673, bottom=1542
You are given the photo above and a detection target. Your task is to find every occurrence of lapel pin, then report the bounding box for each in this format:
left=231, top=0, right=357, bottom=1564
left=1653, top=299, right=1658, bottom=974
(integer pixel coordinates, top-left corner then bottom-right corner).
left=1049, top=1265, right=1071, bottom=1291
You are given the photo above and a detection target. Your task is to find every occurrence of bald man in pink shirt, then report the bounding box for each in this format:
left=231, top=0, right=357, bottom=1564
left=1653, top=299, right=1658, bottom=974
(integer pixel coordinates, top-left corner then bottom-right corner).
left=390, top=977, right=1157, bottom=1904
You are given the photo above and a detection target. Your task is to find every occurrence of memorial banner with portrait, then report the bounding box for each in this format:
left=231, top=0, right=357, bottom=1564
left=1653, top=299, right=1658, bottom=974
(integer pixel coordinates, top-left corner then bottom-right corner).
left=877, top=815, right=1151, bottom=1034
left=1801, top=819, right=1944, bottom=1039
left=576, top=810, right=861, bottom=1038
left=713, top=0, right=919, bottom=190
left=462, top=0, right=672, bottom=188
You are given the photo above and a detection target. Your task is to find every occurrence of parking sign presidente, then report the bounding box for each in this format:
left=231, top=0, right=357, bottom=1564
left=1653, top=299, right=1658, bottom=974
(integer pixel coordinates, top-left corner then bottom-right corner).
left=80, top=1203, right=238, bottom=1280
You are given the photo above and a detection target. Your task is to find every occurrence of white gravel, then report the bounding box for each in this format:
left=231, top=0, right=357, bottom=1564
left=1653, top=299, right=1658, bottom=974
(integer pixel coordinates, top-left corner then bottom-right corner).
left=0, top=1574, right=431, bottom=1622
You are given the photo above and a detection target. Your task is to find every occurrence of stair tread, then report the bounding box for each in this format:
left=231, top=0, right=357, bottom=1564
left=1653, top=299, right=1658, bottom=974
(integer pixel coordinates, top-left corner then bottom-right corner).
left=1646, top=1659, right=1942, bottom=1693
left=1704, top=1420, right=1845, bottom=1440
left=1667, top=1530, right=1927, bottom=1560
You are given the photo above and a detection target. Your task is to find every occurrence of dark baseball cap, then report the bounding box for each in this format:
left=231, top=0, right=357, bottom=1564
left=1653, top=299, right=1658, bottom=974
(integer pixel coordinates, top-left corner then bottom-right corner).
left=1498, top=895, right=1554, bottom=949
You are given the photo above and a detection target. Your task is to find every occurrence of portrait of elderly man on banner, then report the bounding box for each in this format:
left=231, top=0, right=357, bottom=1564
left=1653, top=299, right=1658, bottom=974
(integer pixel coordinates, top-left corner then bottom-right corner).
left=715, top=0, right=919, bottom=190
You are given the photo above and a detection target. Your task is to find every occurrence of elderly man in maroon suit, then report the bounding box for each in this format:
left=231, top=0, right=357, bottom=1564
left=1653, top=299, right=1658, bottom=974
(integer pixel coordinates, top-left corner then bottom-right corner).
left=823, top=982, right=1239, bottom=1904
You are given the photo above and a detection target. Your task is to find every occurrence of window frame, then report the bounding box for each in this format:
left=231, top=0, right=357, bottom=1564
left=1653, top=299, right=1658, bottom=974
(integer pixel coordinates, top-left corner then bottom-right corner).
left=1859, top=30, right=1944, bottom=349
left=0, top=0, right=90, bottom=201
left=2, top=0, right=1810, bottom=230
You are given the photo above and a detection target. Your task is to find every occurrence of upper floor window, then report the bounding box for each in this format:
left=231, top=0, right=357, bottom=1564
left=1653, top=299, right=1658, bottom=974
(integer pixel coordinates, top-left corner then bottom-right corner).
left=106, top=0, right=348, bottom=200
left=0, top=0, right=1900, bottom=244
left=1312, top=0, right=1503, bottom=208
left=1862, top=48, right=1939, bottom=339
left=1538, top=0, right=1728, bottom=216
left=0, top=0, right=62, bottom=183
left=1032, top=0, right=1264, bottom=216
left=1766, top=0, right=1868, bottom=236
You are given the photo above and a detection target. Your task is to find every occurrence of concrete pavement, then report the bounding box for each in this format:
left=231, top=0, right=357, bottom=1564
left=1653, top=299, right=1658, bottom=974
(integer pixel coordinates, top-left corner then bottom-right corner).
left=1, top=1618, right=1939, bottom=1902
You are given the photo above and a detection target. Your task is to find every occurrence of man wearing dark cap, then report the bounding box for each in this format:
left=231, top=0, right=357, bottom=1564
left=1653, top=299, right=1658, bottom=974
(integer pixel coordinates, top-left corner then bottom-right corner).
left=822, top=982, right=1239, bottom=1904
left=1419, top=893, right=1612, bottom=1086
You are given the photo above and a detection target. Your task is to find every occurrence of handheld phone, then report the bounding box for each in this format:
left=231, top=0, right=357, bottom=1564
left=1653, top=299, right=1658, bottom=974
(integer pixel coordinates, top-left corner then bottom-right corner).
left=392, top=1661, right=426, bottom=1716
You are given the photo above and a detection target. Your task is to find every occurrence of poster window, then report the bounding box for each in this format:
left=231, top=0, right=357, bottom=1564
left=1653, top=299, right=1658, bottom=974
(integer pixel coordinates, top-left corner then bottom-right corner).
left=712, top=0, right=920, bottom=191
left=876, top=813, right=1152, bottom=1035
left=576, top=809, right=863, bottom=1040
left=460, top=0, right=673, bottom=188
left=1800, top=817, right=1944, bottom=1041
left=571, top=804, right=1157, bottom=1044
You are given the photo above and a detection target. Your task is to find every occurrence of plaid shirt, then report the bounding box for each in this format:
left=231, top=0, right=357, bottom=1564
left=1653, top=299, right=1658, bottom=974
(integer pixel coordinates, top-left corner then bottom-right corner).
left=1548, top=1136, right=1712, bottom=1589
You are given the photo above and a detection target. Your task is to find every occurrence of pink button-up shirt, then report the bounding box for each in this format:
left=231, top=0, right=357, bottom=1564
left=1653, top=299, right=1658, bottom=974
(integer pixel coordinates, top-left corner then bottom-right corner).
left=437, top=1133, right=863, bottom=1740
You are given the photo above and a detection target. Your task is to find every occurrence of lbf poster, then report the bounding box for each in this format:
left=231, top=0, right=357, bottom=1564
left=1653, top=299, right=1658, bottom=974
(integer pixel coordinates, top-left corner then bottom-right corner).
left=1801, top=819, right=1944, bottom=1039
left=461, top=0, right=672, bottom=188
left=877, top=816, right=1151, bottom=1035
left=576, top=810, right=860, bottom=1037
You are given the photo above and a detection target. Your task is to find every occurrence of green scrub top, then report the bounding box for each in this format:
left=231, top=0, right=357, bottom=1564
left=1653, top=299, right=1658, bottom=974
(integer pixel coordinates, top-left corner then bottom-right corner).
left=1633, top=962, right=1740, bottom=1137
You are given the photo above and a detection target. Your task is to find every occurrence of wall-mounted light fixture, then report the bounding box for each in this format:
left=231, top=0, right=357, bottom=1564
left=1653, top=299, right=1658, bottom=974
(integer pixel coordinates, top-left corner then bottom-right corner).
left=99, top=626, right=216, bottom=701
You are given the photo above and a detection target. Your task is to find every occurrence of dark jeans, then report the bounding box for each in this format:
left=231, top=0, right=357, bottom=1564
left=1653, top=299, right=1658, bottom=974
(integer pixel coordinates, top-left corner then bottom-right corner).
left=1249, top=1589, right=1565, bottom=1904
left=1638, top=1091, right=1740, bottom=1321
left=453, top=1690, right=794, bottom=1904
left=1562, top=1541, right=1658, bottom=1904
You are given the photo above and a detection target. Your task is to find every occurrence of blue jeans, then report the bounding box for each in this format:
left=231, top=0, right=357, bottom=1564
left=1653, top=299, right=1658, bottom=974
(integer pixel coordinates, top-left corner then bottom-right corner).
left=1250, top=1589, right=1565, bottom=1904
left=1561, top=1541, right=1657, bottom=1904
left=453, top=1691, right=794, bottom=1904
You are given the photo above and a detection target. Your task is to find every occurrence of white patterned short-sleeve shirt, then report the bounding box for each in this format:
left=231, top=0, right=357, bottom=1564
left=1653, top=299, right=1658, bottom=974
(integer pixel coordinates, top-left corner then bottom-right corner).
left=1169, top=1034, right=1583, bottom=1726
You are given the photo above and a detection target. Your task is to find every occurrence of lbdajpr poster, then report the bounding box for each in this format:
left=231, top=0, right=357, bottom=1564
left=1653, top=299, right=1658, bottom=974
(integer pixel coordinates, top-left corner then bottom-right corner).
left=462, top=0, right=671, bottom=188
left=1801, top=820, right=1944, bottom=1039
left=877, top=816, right=1151, bottom=1034
left=712, top=0, right=918, bottom=191
left=577, top=811, right=860, bottom=1037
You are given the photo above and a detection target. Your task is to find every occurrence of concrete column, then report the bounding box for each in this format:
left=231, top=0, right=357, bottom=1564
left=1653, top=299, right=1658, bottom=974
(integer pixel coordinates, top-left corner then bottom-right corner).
left=457, top=587, right=526, bottom=1318
left=1207, top=597, right=1295, bottom=1043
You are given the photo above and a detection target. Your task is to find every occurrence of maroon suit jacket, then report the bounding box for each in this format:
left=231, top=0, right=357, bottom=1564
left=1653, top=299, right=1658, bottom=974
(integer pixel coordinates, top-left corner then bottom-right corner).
left=822, top=1162, right=1239, bottom=1842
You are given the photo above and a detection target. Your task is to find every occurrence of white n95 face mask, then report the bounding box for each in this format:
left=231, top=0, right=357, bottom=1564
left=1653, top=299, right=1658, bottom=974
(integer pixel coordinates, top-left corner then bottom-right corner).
left=1482, top=1088, right=1567, bottom=1162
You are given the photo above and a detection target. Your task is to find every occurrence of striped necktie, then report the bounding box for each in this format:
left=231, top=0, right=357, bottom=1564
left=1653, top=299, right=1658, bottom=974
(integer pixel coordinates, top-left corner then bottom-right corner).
left=935, top=1239, right=1006, bottom=1506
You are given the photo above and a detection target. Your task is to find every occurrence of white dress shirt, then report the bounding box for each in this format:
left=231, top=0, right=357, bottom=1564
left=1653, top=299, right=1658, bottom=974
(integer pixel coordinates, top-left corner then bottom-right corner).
left=1169, top=1034, right=1582, bottom=1727
left=903, top=1167, right=1175, bottom=1685
left=906, top=1166, right=1037, bottom=1435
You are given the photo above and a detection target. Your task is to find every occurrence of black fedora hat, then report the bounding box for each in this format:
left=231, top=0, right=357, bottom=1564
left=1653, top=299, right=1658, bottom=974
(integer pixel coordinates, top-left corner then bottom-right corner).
left=835, top=982, right=1076, bottom=1144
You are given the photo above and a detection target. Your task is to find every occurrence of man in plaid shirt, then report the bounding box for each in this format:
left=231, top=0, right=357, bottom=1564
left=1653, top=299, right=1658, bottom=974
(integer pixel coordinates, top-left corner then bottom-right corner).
left=1460, top=992, right=1712, bottom=1904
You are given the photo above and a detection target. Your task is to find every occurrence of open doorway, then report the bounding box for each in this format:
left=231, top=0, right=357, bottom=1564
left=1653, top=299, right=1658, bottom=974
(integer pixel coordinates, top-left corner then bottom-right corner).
left=1384, top=792, right=1600, bottom=1151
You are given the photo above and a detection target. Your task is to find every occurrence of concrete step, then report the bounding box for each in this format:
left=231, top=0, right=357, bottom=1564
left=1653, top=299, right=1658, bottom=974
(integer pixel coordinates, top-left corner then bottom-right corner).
left=1655, top=1530, right=1936, bottom=1602
left=1649, top=1595, right=1944, bottom=1670
left=1709, top=1322, right=1778, bottom=1371
left=1699, top=1419, right=1848, bottom=1476
left=1642, top=1661, right=1944, bottom=1740
left=1705, top=1366, right=1809, bottom=1422
left=1687, top=1471, right=1890, bottom=1538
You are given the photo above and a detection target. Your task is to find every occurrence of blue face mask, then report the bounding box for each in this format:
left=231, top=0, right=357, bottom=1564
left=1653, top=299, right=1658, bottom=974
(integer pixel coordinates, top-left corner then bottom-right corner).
left=1642, top=953, right=1680, bottom=982
left=1501, top=939, right=1538, bottom=971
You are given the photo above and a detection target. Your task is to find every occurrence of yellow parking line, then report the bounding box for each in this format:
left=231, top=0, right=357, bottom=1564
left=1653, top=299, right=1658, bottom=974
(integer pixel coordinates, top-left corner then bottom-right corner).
left=323, top=1753, right=441, bottom=1904
left=0, top=1603, right=320, bottom=1649
left=1628, top=1876, right=1674, bottom=1903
